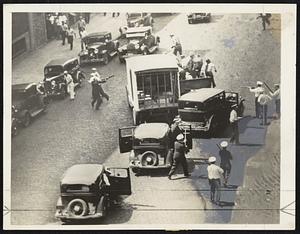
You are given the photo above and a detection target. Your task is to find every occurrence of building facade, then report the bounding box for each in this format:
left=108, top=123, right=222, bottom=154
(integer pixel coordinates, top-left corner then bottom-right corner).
left=12, top=13, right=47, bottom=59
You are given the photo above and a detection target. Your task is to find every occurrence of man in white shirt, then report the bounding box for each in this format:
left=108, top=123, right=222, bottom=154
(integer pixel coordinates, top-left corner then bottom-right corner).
left=207, top=156, right=224, bottom=204
left=202, top=59, right=217, bottom=87
left=249, top=81, right=265, bottom=118
left=169, top=34, right=182, bottom=56
left=229, top=104, right=240, bottom=144
left=270, top=84, right=280, bottom=119
left=258, top=92, right=272, bottom=125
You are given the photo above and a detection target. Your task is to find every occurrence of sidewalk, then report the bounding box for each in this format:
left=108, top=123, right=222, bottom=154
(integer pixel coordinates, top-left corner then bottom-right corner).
left=12, top=13, right=126, bottom=85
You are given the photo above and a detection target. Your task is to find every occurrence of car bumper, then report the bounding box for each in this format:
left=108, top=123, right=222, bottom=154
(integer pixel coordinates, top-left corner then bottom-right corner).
left=130, top=161, right=171, bottom=169
left=55, top=211, right=104, bottom=220
left=189, top=16, right=210, bottom=21
left=179, top=122, right=209, bottom=132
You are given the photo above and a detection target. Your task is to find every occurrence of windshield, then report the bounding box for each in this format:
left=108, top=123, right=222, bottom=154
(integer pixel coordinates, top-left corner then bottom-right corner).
left=85, top=36, right=105, bottom=45
left=44, top=66, right=63, bottom=77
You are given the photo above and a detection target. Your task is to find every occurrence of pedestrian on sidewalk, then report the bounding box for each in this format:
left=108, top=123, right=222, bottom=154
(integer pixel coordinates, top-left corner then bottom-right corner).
left=269, top=84, right=280, bottom=119
left=67, top=27, right=76, bottom=50
left=61, top=21, right=68, bottom=45
left=218, top=141, right=232, bottom=187
left=258, top=91, right=272, bottom=125
left=257, top=13, right=271, bottom=31
left=202, top=59, right=217, bottom=88
left=168, top=134, right=190, bottom=180
left=229, top=104, right=240, bottom=145
left=249, top=81, right=265, bottom=118
left=78, top=16, right=86, bottom=38
left=207, top=156, right=224, bottom=204
left=64, top=71, right=75, bottom=100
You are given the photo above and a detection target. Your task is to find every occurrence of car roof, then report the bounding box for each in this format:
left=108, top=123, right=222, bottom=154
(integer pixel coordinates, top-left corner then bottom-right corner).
left=179, top=88, right=224, bottom=102
left=126, top=54, right=178, bottom=73
left=12, top=83, right=35, bottom=90
left=134, top=123, right=169, bottom=139
left=84, top=32, right=110, bottom=38
left=61, top=164, right=104, bottom=185
left=126, top=26, right=152, bottom=34
left=45, top=57, right=78, bottom=67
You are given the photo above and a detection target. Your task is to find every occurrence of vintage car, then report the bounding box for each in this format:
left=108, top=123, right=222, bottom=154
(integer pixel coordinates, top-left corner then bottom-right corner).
left=176, top=88, right=244, bottom=133
left=119, top=123, right=192, bottom=174
left=125, top=54, right=214, bottom=125
left=126, top=12, right=153, bottom=28
left=118, top=26, right=159, bottom=63
left=79, top=32, right=119, bottom=65
left=43, top=58, right=85, bottom=98
left=55, top=164, right=131, bottom=222
left=187, top=13, right=211, bottom=24
left=12, top=82, right=47, bottom=129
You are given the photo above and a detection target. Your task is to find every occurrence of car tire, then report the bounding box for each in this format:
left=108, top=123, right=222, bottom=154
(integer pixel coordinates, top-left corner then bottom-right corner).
left=67, top=198, right=88, bottom=217
left=188, top=19, right=193, bottom=24
left=23, top=113, right=31, bottom=127
left=143, top=49, right=149, bottom=55
left=141, top=151, right=158, bottom=166
left=103, top=54, right=109, bottom=65
left=131, top=168, right=140, bottom=174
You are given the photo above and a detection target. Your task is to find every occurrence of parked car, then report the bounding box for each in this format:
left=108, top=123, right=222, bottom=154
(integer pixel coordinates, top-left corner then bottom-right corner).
left=118, top=26, right=159, bottom=63
left=55, top=164, right=131, bottom=222
left=187, top=13, right=211, bottom=24
left=12, top=82, right=47, bottom=129
left=176, top=88, right=244, bottom=134
left=119, top=123, right=192, bottom=174
left=43, top=58, right=85, bottom=99
left=125, top=54, right=214, bottom=125
left=126, top=13, right=153, bottom=28
left=79, top=32, right=119, bottom=65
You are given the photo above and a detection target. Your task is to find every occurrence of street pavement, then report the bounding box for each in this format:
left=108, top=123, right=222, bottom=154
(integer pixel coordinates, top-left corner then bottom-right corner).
left=9, top=13, right=280, bottom=226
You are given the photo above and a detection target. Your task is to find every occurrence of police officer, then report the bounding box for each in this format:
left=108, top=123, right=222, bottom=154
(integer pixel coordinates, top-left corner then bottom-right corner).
left=249, top=81, right=265, bottom=118
left=89, top=68, right=109, bottom=109
left=207, top=156, right=224, bottom=204
left=258, top=91, right=272, bottom=125
left=218, top=141, right=233, bottom=187
left=64, top=71, right=75, bottom=100
left=168, top=134, right=190, bottom=180
left=269, top=84, right=280, bottom=119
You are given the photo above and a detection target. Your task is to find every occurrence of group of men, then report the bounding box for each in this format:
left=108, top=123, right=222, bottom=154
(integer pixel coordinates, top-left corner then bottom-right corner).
left=166, top=118, right=233, bottom=205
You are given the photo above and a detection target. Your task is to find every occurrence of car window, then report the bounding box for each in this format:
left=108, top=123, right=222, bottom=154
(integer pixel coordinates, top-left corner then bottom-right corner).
left=105, top=34, right=112, bottom=40
left=44, top=66, right=63, bottom=77
left=86, top=36, right=105, bottom=44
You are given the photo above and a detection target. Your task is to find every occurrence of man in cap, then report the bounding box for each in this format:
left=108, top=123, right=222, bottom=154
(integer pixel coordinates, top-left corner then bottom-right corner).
left=202, top=59, right=217, bottom=87
left=249, top=81, right=265, bottom=118
left=258, top=91, right=272, bottom=125
left=89, top=68, right=109, bottom=109
left=269, top=84, right=280, bottom=119
left=168, top=133, right=190, bottom=180
left=64, top=71, right=75, bottom=100
left=229, top=104, right=240, bottom=144
left=207, top=156, right=224, bottom=204
left=218, top=141, right=233, bottom=187
left=170, top=33, right=182, bottom=56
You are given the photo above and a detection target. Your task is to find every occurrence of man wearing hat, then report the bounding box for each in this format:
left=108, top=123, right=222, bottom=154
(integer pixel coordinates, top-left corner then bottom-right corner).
left=202, top=58, right=217, bottom=87
left=249, top=81, right=265, bottom=118
left=64, top=70, right=75, bottom=100
left=229, top=104, right=240, bottom=144
left=258, top=91, right=272, bottom=125
left=218, top=141, right=233, bottom=187
left=207, top=156, right=224, bottom=204
left=185, top=52, right=196, bottom=78
left=169, top=34, right=182, bottom=56
left=89, top=68, right=109, bottom=109
left=269, top=84, right=280, bottom=119
left=168, top=133, right=190, bottom=180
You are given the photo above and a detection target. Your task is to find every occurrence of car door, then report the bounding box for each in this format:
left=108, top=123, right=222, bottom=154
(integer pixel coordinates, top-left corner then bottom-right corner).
left=119, top=126, right=135, bottom=153
left=107, top=168, right=131, bottom=195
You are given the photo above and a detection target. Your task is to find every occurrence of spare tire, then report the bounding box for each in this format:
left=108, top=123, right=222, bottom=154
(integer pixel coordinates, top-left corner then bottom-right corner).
left=67, top=198, right=88, bottom=217
left=141, top=151, right=158, bottom=166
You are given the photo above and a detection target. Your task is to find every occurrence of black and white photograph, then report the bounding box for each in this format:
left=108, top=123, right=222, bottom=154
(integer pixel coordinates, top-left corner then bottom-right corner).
left=3, top=3, right=296, bottom=230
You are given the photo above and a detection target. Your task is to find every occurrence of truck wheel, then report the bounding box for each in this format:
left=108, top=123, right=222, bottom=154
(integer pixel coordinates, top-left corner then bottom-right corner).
left=67, top=198, right=88, bottom=217
left=103, top=54, right=109, bottom=65
left=23, top=113, right=31, bottom=127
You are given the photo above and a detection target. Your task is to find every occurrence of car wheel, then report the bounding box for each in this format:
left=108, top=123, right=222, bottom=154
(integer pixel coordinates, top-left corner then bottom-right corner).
left=141, top=151, right=158, bottom=166
left=23, top=113, right=31, bottom=127
left=143, top=49, right=149, bottom=55
left=103, top=54, right=109, bottom=65
left=67, top=198, right=88, bottom=217
left=188, top=19, right=193, bottom=24
left=131, top=168, right=140, bottom=174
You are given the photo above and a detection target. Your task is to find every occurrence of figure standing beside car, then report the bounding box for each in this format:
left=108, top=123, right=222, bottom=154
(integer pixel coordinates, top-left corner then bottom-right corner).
left=64, top=71, right=75, bottom=100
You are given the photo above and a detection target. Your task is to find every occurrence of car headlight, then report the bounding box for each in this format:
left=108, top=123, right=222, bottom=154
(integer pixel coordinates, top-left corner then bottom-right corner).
left=135, top=44, right=140, bottom=49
